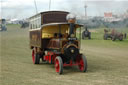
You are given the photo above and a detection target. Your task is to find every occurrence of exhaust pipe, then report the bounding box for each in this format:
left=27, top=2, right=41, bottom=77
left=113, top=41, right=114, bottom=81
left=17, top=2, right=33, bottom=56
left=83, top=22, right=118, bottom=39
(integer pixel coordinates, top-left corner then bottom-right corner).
left=66, top=14, right=76, bottom=37
left=69, top=23, right=74, bottom=36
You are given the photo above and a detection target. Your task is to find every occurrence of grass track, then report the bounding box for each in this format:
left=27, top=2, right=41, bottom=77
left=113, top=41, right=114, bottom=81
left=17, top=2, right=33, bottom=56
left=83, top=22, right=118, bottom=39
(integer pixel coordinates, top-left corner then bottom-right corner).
left=0, top=24, right=128, bottom=85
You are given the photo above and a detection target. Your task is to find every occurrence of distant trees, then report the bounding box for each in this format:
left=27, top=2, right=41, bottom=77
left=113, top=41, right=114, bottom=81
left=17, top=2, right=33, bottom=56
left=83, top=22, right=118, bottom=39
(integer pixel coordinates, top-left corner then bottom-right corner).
left=77, top=17, right=128, bottom=28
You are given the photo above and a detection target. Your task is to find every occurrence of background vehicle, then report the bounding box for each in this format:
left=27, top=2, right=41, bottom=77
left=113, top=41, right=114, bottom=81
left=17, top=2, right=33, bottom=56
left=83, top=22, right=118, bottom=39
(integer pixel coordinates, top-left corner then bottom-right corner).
left=0, top=19, right=7, bottom=31
left=29, top=11, right=87, bottom=74
left=104, top=29, right=123, bottom=41
left=21, top=21, right=29, bottom=28
left=82, top=26, right=91, bottom=39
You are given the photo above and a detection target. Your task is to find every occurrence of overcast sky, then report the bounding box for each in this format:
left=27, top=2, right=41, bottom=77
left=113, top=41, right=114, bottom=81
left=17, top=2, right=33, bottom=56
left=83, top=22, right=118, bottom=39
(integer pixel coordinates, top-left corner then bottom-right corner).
left=0, top=0, right=128, bottom=19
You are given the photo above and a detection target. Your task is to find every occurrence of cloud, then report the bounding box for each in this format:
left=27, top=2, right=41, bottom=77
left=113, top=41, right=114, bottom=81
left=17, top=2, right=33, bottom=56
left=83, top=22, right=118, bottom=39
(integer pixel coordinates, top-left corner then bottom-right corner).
left=1, top=0, right=128, bottom=19
left=1, top=0, right=50, bottom=19
left=2, top=0, right=49, bottom=9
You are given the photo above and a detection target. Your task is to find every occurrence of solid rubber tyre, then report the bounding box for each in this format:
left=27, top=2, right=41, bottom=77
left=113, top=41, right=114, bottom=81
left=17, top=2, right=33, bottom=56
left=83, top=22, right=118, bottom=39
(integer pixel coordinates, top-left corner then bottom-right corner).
left=32, top=49, right=40, bottom=64
left=78, top=55, right=87, bottom=72
left=55, top=56, right=63, bottom=75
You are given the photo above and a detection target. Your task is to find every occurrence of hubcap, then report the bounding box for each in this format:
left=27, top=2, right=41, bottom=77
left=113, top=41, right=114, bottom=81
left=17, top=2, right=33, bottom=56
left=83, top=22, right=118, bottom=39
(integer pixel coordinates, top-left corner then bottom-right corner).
left=55, top=59, right=59, bottom=72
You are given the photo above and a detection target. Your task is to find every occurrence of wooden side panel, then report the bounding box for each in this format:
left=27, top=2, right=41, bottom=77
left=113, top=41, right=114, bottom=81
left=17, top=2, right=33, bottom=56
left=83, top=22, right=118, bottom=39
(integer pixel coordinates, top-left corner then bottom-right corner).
left=41, top=12, right=68, bottom=24
left=29, top=30, right=42, bottom=48
left=42, top=38, right=50, bottom=49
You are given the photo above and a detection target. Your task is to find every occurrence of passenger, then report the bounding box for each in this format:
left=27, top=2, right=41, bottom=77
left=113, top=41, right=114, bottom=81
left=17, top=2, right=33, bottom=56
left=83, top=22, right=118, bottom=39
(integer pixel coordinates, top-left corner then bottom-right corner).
left=54, top=33, right=58, bottom=38
left=54, top=33, right=62, bottom=38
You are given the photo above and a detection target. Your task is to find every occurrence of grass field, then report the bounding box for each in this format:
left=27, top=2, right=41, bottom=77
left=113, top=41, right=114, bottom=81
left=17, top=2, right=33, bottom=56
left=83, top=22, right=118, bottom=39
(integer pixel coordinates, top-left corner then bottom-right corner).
left=0, top=24, right=128, bottom=85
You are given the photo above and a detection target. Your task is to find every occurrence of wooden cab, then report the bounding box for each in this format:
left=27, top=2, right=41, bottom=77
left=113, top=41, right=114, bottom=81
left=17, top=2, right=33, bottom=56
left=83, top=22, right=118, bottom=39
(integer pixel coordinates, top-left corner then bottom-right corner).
left=29, top=11, right=69, bottom=49
left=29, top=11, right=82, bottom=51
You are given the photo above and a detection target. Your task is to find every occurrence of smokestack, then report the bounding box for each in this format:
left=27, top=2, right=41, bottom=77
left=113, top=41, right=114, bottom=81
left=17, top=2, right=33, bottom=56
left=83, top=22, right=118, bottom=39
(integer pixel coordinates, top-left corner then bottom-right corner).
left=69, top=23, right=75, bottom=35
left=66, top=14, right=76, bottom=37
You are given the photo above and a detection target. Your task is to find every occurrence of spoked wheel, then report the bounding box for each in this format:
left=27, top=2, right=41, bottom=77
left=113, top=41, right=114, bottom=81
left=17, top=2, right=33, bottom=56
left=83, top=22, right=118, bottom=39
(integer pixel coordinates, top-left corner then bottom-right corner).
left=32, top=49, right=40, bottom=64
left=55, top=56, right=63, bottom=75
left=119, top=36, right=123, bottom=41
left=78, top=55, right=87, bottom=72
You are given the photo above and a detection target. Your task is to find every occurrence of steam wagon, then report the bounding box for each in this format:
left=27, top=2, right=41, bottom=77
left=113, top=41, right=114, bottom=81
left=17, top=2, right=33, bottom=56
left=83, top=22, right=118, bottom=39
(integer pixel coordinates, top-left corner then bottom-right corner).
left=29, top=11, right=87, bottom=74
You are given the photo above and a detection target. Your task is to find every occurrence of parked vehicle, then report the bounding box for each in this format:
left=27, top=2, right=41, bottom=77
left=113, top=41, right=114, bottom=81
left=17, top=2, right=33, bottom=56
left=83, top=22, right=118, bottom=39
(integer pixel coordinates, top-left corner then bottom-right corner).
left=104, top=29, right=123, bottom=41
left=82, top=26, right=91, bottom=39
left=21, top=21, right=29, bottom=28
left=0, top=19, right=7, bottom=31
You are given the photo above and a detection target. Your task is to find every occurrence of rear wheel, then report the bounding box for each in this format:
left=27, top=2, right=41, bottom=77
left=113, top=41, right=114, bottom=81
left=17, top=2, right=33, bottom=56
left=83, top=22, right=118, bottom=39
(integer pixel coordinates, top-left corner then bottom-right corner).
left=78, top=55, right=87, bottom=72
left=32, top=49, right=40, bottom=64
left=104, top=34, right=108, bottom=40
left=55, top=56, right=63, bottom=75
left=41, top=53, right=45, bottom=62
left=112, top=36, right=116, bottom=41
left=119, top=36, right=123, bottom=41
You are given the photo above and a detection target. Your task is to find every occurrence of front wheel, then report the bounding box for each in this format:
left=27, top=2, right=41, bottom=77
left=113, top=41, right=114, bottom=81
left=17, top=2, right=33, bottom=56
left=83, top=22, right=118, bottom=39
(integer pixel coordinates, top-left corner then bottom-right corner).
left=112, top=36, right=116, bottom=41
left=78, top=55, right=87, bottom=72
left=55, top=56, right=63, bottom=75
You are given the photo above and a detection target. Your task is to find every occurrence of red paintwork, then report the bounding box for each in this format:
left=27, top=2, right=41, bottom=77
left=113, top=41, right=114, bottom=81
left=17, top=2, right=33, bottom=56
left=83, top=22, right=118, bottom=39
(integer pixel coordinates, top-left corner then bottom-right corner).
left=63, top=60, right=78, bottom=67
left=78, top=58, right=84, bottom=71
left=43, top=52, right=57, bottom=63
left=63, top=54, right=83, bottom=68
left=77, top=54, right=85, bottom=71
left=55, top=59, right=60, bottom=72
left=44, top=55, right=49, bottom=61
left=43, top=52, right=84, bottom=71
left=32, top=50, right=35, bottom=64
left=44, top=53, right=82, bottom=66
